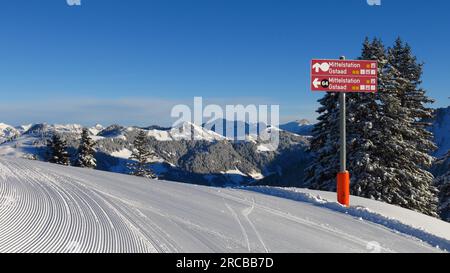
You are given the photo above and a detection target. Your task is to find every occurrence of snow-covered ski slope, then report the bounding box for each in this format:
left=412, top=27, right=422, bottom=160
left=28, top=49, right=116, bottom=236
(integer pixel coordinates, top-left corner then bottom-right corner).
left=0, top=157, right=449, bottom=253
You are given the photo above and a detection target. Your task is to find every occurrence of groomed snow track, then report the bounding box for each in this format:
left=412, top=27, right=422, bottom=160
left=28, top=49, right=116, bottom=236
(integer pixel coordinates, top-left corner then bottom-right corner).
left=0, top=157, right=445, bottom=253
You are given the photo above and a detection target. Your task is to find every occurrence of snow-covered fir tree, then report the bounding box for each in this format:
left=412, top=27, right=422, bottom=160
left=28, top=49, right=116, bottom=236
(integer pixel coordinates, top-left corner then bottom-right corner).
left=128, top=130, right=157, bottom=178
left=388, top=38, right=436, bottom=159
left=348, top=38, right=437, bottom=216
left=47, top=133, right=70, bottom=166
left=76, top=128, right=97, bottom=169
left=346, top=38, right=388, bottom=199
left=374, top=38, right=437, bottom=216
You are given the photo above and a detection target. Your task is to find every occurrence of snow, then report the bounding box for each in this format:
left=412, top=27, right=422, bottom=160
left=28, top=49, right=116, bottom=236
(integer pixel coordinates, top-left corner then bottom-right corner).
left=0, top=157, right=447, bottom=253
left=248, top=170, right=264, bottom=180
left=111, top=148, right=133, bottom=159
left=0, top=123, right=13, bottom=130
left=90, top=135, right=105, bottom=141
left=256, top=144, right=273, bottom=152
left=0, top=123, right=20, bottom=144
left=244, top=187, right=450, bottom=250
left=0, top=135, right=42, bottom=159
left=147, top=122, right=226, bottom=142
left=279, top=119, right=314, bottom=136
left=221, top=168, right=246, bottom=185
left=15, top=124, right=32, bottom=134
left=223, top=168, right=246, bottom=176
left=54, top=124, right=83, bottom=133
left=146, top=129, right=173, bottom=141
left=88, top=124, right=104, bottom=136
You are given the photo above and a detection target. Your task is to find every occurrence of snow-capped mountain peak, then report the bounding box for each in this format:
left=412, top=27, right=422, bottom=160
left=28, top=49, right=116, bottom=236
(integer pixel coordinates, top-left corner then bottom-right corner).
left=15, top=124, right=32, bottom=133
left=88, top=124, right=104, bottom=136
left=147, top=121, right=226, bottom=142
left=280, top=119, right=314, bottom=136
left=0, top=123, right=20, bottom=144
left=22, top=123, right=84, bottom=136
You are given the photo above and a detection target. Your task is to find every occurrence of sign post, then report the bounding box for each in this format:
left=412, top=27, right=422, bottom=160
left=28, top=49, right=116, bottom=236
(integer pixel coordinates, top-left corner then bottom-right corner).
left=310, top=57, right=378, bottom=207
left=337, top=58, right=350, bottom=206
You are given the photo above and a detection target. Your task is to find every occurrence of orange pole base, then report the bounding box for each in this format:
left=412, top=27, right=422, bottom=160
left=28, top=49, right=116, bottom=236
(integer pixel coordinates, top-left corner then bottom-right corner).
left=337, top=171, right=350, bottom=207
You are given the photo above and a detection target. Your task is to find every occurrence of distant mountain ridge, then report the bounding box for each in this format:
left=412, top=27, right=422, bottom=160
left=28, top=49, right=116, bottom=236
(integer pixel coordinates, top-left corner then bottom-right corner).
left=1, top=107, right=448, bottom=187
left=0, top=123, right=20, bottom=144
left=0, top=120, right=311, bottom=187
left=279, top=119, right=314, bottom=136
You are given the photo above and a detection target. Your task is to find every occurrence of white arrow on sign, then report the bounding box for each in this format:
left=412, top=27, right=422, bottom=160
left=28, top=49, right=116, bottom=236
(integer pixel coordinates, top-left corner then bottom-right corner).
left=313, top=78, right=321, bottom=88
left=313, top=62, right=330, bottom=73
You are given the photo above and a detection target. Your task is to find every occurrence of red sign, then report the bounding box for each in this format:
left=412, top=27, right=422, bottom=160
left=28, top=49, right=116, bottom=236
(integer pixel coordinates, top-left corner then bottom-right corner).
left=311, top=59, right=378, bottom=92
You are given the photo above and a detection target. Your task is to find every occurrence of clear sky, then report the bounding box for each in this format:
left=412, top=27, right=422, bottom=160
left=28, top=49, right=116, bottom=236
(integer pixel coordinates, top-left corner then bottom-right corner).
left=0, top=0, right=449, bottom=126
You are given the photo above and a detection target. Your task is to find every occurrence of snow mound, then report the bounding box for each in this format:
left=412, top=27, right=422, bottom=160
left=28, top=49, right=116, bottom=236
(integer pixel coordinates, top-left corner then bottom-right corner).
left=244, top=187, right=450, bottom=251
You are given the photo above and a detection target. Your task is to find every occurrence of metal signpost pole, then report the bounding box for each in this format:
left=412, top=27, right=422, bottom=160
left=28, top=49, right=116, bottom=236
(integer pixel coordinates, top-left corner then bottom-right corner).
left=339, top=92, right=346, bottom=172
left=337, top=56, right=350, bottom=207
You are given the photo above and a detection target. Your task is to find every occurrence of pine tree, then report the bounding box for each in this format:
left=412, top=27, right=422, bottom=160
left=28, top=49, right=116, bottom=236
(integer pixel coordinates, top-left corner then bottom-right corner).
left=347, top=38, right=388, bottom=199
left=76, top=128, right=97, bottom=169
left=350, top=38, right=437, bottom=216
left=388, top=38, right=436, bottom=159
left=305, top=92, right=341, bottom=190
left=128, top=130, right=157, bottom=178
left=376, top=38, right=437, bottom=216
left=47, top=133, right=70, bottom=166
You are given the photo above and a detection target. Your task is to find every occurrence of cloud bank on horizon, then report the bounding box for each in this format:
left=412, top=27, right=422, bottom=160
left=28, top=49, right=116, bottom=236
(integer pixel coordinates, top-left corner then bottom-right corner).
left=0, top=97, right=304, bottom=127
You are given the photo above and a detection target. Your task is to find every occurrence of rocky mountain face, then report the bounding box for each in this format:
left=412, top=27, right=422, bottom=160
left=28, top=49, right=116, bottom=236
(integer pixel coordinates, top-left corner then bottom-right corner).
left=94, top=123, right=312, bottom=186
left=0, top=123, right=20, bottom=144
left=1, top=107, right=448, bottom=187
left=0, top=122, right=311, bottom=187
left=279, top=119, right=314, bottom=136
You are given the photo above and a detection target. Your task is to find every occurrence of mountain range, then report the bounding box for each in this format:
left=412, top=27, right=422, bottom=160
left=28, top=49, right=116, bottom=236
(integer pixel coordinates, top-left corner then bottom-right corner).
left=1, top=106, right=448, bottom=186
left=0, top=120, right=311, bottom=187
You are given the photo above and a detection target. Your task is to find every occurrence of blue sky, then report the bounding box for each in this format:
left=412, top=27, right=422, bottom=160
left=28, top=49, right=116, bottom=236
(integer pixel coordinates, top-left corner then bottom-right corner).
left=0, top=0, right=449, bottom=126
